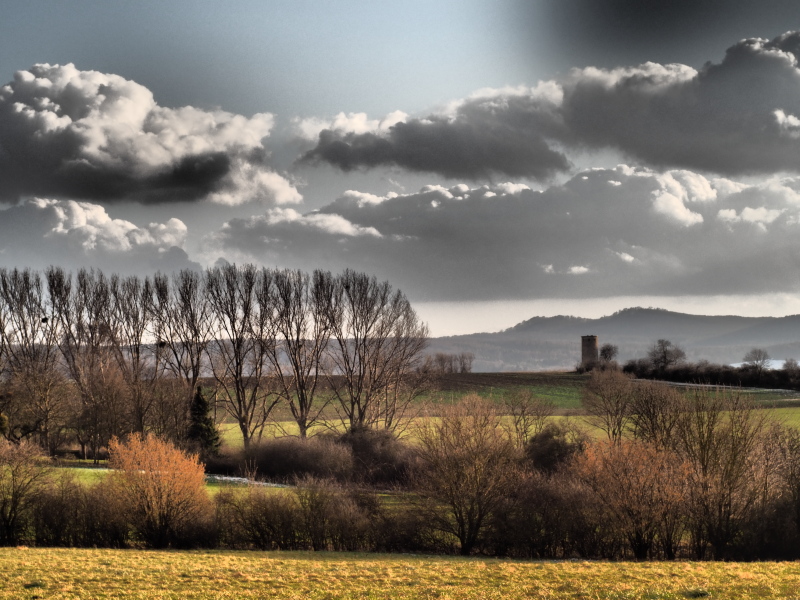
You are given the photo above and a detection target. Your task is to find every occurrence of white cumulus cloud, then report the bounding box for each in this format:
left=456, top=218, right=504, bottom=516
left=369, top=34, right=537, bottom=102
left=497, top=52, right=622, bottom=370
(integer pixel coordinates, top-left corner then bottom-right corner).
left=0, top=198, right=197, bottom=273
left=0, top=63, right=299, bottom=206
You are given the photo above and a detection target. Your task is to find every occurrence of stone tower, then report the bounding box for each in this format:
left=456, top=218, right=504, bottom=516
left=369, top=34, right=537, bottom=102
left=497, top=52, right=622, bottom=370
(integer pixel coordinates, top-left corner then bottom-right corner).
left=581, top=335, right=598, bottom=368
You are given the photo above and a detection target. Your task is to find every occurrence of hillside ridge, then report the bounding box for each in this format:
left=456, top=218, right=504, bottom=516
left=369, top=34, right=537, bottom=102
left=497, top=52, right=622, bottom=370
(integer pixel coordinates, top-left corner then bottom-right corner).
left=427, top=307, right=800, bottom=372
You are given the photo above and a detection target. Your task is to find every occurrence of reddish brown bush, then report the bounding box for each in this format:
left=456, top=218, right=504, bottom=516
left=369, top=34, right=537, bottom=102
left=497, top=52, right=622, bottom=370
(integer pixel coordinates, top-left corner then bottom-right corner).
left=108, top=433, right=213, bottom=548
left=576, top=440, right=688, bottom=559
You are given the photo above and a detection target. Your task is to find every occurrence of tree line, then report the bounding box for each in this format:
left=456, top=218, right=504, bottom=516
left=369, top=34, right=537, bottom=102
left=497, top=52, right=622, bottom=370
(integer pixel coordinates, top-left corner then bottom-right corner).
left=3, top=372, right=800, bottom=560
left=622, top=339, right=800, bottom=389
left=0, top=265, right=428, bottom=457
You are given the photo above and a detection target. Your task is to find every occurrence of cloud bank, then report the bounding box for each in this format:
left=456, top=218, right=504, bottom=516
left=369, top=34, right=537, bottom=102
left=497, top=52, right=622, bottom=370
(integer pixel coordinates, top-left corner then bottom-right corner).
left=0, top=63, right=301, bottom=205
left=303, top=32, right=800, bottom=180
left=0, top=198, right=198, bottom=274
left=210, top=165, right=800, bottom=301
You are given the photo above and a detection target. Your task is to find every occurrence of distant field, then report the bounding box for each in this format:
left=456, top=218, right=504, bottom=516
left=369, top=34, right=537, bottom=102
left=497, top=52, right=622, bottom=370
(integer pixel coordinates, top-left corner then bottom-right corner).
left=3, top=548, right=800, bottom=599
left=213, top=372, right=800, bottom=448
left=422, top=371, right=588, bottom=409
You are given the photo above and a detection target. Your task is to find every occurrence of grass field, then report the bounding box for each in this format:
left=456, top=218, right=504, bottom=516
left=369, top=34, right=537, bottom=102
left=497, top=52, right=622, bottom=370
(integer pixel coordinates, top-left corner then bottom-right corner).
left=53, top=371, right=800, bottom=451
left=3, top=548, right=800, bottom=599
left=421, top=372, right=588, bottom=409
left=215, top=405, right=800, bottom=449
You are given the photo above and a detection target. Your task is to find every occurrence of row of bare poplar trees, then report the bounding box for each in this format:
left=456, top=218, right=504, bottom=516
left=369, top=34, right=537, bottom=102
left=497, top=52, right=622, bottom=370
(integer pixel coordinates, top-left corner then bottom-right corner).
left=0, top=265, right=428, bottom=457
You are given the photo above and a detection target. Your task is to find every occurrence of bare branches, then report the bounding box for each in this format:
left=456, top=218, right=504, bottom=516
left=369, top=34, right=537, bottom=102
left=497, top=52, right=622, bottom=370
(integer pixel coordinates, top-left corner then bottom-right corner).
left=0, top=268, right=70, bottom=453
left=324, top=269, right=428, bottom=432
left=414, top=396, right=518, bottom=555
left=206, top=264, right=278, bottom=449
left=257, top=269, right=332, bottom=438
left=0, top=264, right=429, bottom=456
left=582, top=370, right=634, bottom=444
left=504, top=389, right=554, bottom=448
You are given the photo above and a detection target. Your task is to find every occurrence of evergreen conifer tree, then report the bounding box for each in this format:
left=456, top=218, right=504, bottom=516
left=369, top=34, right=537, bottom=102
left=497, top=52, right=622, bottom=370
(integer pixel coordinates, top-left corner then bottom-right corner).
left=187, top=386, right=220, bottom=458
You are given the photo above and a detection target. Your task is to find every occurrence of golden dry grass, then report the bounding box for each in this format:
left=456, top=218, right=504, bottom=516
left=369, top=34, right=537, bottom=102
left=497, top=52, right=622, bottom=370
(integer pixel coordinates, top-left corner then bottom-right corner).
left=3, top=548, right=800, bottom=599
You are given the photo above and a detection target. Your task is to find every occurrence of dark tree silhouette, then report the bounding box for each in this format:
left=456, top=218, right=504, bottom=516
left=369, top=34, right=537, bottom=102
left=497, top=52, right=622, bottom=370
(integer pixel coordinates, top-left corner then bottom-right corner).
left=743, top=347, right=770, bottom=379
left=599, top=343, right=619, bottom=362
left=647, top=339, right=686, bottom=371
left=187, top=386, right=221, bottom=458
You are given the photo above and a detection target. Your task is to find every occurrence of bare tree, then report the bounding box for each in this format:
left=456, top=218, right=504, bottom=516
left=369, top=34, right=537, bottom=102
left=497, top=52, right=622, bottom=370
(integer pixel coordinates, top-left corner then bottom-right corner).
left=457, top=352, right=475, bottom=373
left=428, top=352, right=474, bottom=374
left=433, top=353, right=455, bottom=374
left=743, top=347, right=771, bottom=379
left=784, top=357, right=800, bottom=380
left=628, top=380, right=682, bottom=449
left=323, top=269, right=428, bottom=432
left=256, top=269, right=333, bottom=438
left=674, top=387, right=769, bottom=559
left=206, top=264, right=278, bottom=449
left=414, top=396, right=518, bottom=555
left=108, top=274, right=160, bottom=433
left=582, top=369, right=634, bottom=444
left=151, top=270, right=213, bottom=438
left=647, top=339, right=686, bottom=372
left=0, top=269, right=72, bottom=454
left=147, top=378, right=192, bottom=444
left=503, top=389, right=554, bottom=448
left=47, top=267, right=126, bottom=461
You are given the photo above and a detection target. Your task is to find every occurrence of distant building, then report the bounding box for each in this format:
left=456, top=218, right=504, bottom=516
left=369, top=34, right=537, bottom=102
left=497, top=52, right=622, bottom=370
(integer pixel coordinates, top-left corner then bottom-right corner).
left=581, top=335, right=598, bottom=368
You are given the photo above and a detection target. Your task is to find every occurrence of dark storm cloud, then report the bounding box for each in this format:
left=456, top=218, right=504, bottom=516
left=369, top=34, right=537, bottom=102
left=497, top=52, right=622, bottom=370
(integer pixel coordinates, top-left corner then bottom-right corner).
left=301, top=32, right=800, bottom=179
left=560, top=32, right=800, bottom=174
left=0, top=64, right=300, bottom=205
left=210, top=167, right=800, bottom=301
left=303, top=101, right=570, bottom=180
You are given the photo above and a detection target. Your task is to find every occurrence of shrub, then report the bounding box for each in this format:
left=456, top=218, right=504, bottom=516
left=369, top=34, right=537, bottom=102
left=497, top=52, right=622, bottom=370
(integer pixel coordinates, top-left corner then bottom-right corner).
left=372, top=503, right=450, bottom=554
left=575, top=440, right=689, bottom=560
left=243, top=436, right=354, bottom=482
left=108, top=433, right=213, bottom=548
left=336, top=426, right=413, bottom=486
left=0, top=439, right=50, bottom=545
left=31, top=471, right=85, bottom=547
left=291, top=477, right=379, bottom=551
left=80, top=480, right=130, bottom=547
left=294, top=477, right=339, bottom=551
left=413, top=396, right=520, bottom=555
left=486, top=471, right=602, bottom=559
left=525, top=422, right=586, bottom=474
left=216, top=487, right=302, bottom=550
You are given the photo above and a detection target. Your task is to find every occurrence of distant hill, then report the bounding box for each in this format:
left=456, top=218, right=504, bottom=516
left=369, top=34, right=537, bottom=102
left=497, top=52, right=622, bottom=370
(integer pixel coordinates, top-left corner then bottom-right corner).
left=425, top=307, right=800, bottom=372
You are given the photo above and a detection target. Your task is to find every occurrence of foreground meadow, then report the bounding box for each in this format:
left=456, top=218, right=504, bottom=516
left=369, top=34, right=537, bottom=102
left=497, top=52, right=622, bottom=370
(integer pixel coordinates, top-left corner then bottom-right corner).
left=3, top=548, right=800, bottom=600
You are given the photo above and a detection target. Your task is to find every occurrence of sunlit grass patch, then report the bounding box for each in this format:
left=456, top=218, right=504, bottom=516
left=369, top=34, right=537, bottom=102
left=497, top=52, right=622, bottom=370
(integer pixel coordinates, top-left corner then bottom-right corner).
left=766, top=406, right=800, bottom=428
left=57, top=466, right=110, bottom=486
left=2, top=549, right=800, bottom=599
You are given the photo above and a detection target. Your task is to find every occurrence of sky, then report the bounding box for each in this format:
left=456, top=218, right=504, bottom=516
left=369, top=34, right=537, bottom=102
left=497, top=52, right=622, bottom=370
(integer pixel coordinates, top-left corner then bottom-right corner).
left=2, top=1, right=800, bottom=335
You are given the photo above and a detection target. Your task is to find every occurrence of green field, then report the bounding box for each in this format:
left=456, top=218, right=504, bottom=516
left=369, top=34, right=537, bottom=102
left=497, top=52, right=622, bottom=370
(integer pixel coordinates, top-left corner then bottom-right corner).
left=419, top=372, right=589, bottom=409
left=3, top=548, right=800, bottom=599
left=57, top=371, right=800, bottom=451
left=216, top=405, right=800, bottom=450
